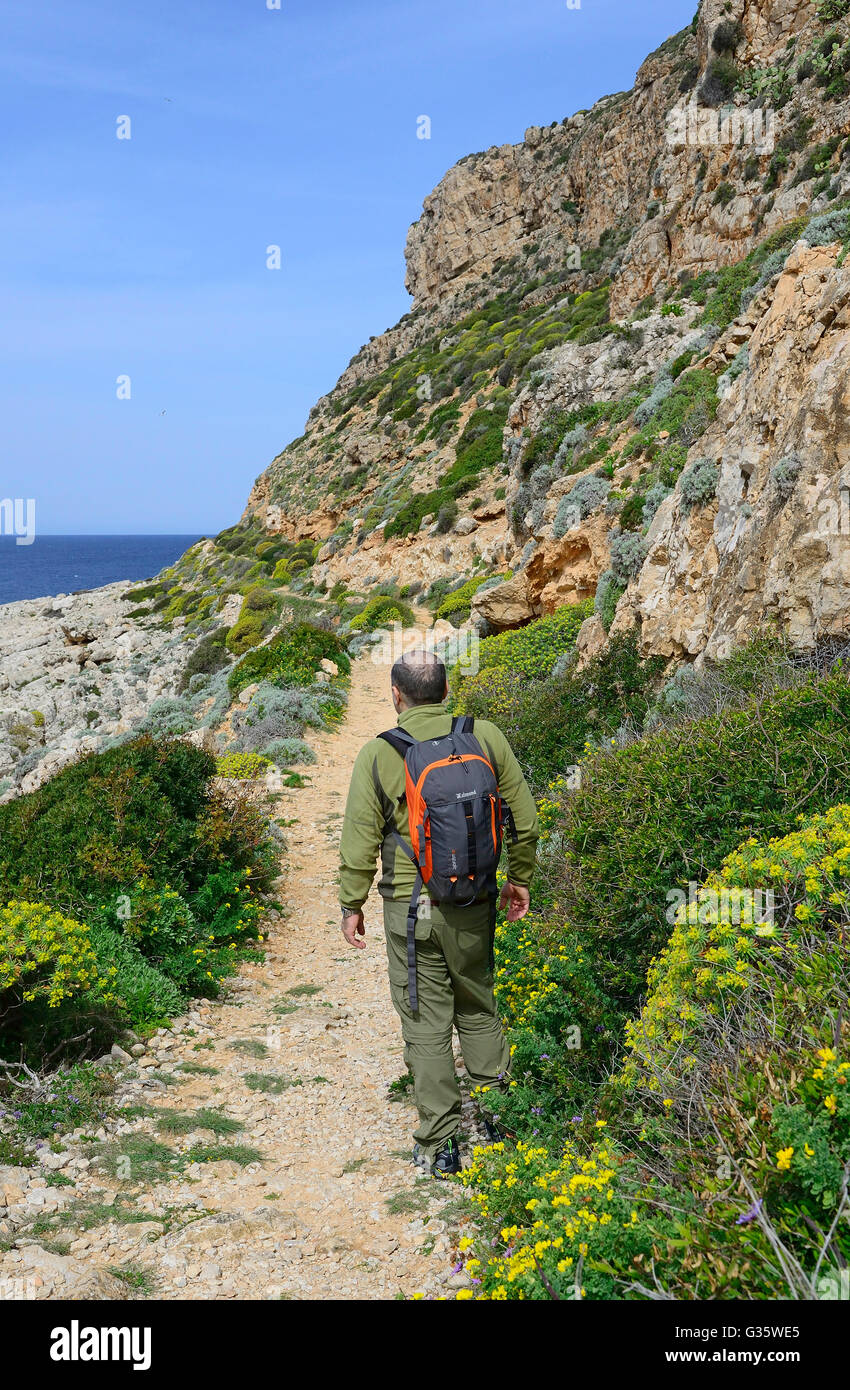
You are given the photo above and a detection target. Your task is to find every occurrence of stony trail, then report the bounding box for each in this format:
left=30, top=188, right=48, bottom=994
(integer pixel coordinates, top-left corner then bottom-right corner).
left=0, top=653, right=477, bottom=1301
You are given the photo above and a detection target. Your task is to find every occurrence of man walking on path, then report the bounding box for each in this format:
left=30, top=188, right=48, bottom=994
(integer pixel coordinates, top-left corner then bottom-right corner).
left=338, top=649, right=539, bottom=1177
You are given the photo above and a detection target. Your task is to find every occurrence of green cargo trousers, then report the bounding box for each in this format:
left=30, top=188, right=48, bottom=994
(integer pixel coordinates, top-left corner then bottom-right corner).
left=383, top=896, right=511, bottom=1160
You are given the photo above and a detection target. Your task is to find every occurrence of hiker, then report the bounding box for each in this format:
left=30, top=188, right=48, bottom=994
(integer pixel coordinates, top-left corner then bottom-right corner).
left=338, top=649, right=539, bottom=1177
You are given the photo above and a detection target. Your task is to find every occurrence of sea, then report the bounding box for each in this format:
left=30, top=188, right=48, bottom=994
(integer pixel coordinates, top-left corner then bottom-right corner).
left=0, top=535, right=205, bottom=608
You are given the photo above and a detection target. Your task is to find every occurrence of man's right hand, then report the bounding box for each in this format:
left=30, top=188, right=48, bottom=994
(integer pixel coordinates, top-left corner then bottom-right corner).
left=341, top=910, right=366, bottom=948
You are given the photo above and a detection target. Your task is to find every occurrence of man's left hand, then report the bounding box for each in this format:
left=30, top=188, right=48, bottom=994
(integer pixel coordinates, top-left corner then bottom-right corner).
left=499, top=882, right=530, bottom=922
left=341, top=910, right=366, bottom=948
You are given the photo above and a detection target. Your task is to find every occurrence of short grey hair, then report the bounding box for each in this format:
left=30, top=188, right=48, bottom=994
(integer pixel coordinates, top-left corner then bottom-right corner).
left=390, top=649, right=447, bottom=705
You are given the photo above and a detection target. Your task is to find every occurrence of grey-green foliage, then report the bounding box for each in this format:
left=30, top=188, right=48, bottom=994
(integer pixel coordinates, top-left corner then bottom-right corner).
left=802, top=209, right=850, bottom=249
left=192, top=669, right=233, bottom=729
left=505, top=436, right=525, bottom=471
left=528, top=498, right=548, bottom=533
left=594, top=569, right=626, bottom=631
left=642, top=482, right=672, bottom=528
left=553, top=424, right=589, bottom=470
left=550, top=649, right=579, bottom=680
left=528, top=465, right=555, bottom=499
left=771, top=451, right=802, bottom=500
left=552, top=496, right=579, bottom=538
left=609, top=531, right=648, bottom=582
left=230, top=682, right=340, bottom=752
left=511, top=481, right=532, bottom=536
left=553, top=476, right=611, bottom=538
left=717, top=343, right=750, bottom=397
left=137, top=697, right=194, bottom=737
left=645, top=664, right=703, bottom=729
left=0, top=778, right=12, bottom=796
left=679, top=456, right=720, bottom=511
left=633, top=374, right=674, bottom=426
left=263, top=737, right=316, bottom=765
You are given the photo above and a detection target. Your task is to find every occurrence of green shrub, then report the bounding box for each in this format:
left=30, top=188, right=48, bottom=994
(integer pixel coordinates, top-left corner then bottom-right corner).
left=521, top=408, right=585, bottom=476
left=434, top=576, right=490, bottom=625
left=453, top=602, right=591, bottom=697
left=561, top=673, right=850, bottom=1004
left=696, top=217, right=807, bottom=332
left=348, top=594, right=415, bottom=633
left=435, top=501, right=458, bottom=533
left=100, top=876, right=262, bottom=999
left=228, top=624, right=350, bottom=690
left=225, top=610, right=265, bottom=655
left=0, top=737, right=276, bottom=1027
left=179, top=629, right=230, bottom=692
left=817, top=0, right=849, bottom=21
left=242, top=585, right=277, bottom=614
left=455, top=630, right=664, bottom=788
left=624, top=369, right=719, bottom=456
left=699, top=56, right=740, bottom=104
left=87, top=915, right=183, bottom=1027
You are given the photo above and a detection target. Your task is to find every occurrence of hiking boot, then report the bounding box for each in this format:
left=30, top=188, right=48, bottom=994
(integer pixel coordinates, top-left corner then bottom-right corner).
left=413, top=1136, right=462, bottom=1178
left=481, top=1116, right=505, bottom=1144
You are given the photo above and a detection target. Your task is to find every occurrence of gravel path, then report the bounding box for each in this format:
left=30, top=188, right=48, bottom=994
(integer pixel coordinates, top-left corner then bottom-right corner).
left=0, top=652, right=475, bottom=1301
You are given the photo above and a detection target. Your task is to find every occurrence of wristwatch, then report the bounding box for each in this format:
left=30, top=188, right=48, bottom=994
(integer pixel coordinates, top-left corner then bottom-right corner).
left=340, top=905, right=360, bottom=918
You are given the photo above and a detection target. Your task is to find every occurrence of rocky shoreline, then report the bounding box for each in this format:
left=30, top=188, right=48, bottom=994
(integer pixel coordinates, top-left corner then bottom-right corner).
left=0, top=578, right=220, bottom=800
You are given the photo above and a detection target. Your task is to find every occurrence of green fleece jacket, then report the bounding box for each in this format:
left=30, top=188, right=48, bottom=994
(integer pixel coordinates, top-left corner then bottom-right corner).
left=338, top=703, right=539, bottom=911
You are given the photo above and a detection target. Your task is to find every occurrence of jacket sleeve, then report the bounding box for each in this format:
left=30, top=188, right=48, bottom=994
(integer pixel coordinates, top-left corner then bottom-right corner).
left=338, top=743, right=386, bottom=911
left=483, top=723, right=540, bottom=887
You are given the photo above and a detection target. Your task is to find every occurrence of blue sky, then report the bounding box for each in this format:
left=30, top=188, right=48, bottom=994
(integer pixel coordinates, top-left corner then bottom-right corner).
left=1, top=0, right=695, bottom=534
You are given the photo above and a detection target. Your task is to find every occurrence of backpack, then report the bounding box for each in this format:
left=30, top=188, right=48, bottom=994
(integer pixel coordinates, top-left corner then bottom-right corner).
left=374, top=714, right=516, bottom=1012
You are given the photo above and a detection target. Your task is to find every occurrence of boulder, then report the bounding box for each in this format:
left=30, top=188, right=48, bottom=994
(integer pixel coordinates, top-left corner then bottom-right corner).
left=470, top=576, right=534, bottom=632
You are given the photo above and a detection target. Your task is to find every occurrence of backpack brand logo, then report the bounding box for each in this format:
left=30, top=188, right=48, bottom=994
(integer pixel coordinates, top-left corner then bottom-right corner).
left=456, top=790, right=476, bottom=799
left=50, top=1321, right=152, bottom=1371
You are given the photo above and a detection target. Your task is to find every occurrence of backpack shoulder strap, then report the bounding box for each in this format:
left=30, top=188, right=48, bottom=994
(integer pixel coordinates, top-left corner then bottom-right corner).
left=377, top=728, right=417, bottom=759
left=451, top=714, right=474, bottom=735
left=371, top=739, right=418, bottom=867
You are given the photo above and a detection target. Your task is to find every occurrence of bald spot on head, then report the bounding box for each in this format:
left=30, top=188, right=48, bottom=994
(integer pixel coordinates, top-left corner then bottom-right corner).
left=390, top=649, right=448, bottom=707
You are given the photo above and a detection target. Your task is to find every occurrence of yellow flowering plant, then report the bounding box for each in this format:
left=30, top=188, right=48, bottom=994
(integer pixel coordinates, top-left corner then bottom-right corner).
left=456, top=806, right=850, bottom=1300
left=457, top=1136, right=669, bottom=1300
left=0, top=899, right=117, bottom=1014
left=620, top=805, right=850, bottom=1091
left=216, top=751, right=272, bottom=780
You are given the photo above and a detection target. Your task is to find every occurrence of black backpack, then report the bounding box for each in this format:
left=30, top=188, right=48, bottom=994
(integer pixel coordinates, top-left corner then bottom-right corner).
left=374, top=714, right=516, bottom=1011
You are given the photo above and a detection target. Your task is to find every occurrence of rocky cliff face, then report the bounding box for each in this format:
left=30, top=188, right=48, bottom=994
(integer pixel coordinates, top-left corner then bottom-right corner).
left=239, top=0, right=850, bottom=675
left=621, top=239, right=850, bottom=659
